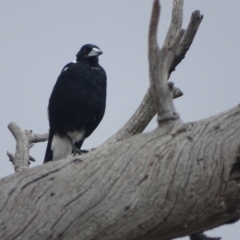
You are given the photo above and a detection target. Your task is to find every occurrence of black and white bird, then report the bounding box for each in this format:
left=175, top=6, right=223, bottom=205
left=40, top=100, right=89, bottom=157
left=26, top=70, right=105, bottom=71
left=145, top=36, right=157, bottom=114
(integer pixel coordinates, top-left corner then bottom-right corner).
left=44, top=44, right=107, bottom=163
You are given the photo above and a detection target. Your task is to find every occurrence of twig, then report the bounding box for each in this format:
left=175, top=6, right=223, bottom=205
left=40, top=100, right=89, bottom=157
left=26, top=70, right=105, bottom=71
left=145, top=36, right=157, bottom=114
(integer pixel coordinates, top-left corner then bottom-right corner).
left=6, top=151, right=15, bottom=163
left=29, top=132, right=49, bottom=143
left=164, top=0, right=184, bottom=48
left=169, top=10, right=203, bottom=77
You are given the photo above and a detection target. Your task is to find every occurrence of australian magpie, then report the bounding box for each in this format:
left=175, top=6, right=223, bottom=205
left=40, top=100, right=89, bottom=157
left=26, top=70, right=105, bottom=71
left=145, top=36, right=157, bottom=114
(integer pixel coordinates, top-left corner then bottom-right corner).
left=44, top=44, right=107, bottom=163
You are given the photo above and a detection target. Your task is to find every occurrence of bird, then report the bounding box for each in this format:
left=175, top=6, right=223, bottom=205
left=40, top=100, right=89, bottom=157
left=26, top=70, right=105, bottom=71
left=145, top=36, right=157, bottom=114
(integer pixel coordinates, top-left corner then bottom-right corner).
left=43, top=44, right=107, bottom=163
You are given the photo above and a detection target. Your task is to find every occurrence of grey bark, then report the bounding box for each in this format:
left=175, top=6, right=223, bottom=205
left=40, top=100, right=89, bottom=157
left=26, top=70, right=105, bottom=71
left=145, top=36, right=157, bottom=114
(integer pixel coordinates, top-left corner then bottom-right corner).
left=3, top=1, right=239, bottom=240
left=2, top=106, right=240, bottom=240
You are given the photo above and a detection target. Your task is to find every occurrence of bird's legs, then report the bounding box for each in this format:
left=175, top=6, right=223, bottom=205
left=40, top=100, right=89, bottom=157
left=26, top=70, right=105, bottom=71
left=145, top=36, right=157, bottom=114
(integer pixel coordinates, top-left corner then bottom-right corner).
left=66, top=135, right=82, bottom=156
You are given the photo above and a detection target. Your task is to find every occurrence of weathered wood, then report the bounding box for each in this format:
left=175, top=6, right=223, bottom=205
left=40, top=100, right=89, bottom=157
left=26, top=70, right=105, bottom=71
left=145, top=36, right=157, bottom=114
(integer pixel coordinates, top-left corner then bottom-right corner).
left=7, top=122, right=48, bottom=172
left=1, top=105, right=240, bottom=240
left=105, top=3, right=202, bottom=144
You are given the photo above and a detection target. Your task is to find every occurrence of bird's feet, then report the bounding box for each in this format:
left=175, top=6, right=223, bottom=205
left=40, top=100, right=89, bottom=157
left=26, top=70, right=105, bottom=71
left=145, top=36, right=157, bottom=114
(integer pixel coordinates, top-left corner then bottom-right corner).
left=72, top=146, right=89, bottom=156
left=66, top=135, right=89, bottom=156
left=72, top=145, right=82, bottom=156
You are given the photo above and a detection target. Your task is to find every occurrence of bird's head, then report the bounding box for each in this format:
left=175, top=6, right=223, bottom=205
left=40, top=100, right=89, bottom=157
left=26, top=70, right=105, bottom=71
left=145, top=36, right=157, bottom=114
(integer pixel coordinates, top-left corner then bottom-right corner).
left=76, top=44, right=103, bottom=62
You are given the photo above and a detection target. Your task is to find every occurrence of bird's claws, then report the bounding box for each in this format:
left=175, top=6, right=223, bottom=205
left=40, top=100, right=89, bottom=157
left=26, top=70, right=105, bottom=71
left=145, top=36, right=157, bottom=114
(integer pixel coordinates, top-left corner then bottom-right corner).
left=72, top=147, right=88, bottom=156
left=72, top=147, right=82, bottom=156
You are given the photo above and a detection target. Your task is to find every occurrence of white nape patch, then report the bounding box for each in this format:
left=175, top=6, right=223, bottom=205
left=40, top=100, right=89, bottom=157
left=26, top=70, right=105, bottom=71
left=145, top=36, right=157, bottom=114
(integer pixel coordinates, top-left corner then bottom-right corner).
left=63, top=59, right=77, bottom=71
left=51, top=131, right=85, bottom=161
left=88, top=47, right=102, bottom=57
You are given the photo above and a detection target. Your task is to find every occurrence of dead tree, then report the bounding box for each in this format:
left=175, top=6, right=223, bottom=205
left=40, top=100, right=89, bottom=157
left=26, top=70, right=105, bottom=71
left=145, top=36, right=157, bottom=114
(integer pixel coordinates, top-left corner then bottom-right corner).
left=3, top=1, right=240, bottom=240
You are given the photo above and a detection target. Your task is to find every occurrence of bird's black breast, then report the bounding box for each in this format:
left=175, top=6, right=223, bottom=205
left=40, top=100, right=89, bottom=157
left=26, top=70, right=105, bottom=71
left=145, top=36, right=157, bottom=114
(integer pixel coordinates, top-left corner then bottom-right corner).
left=48, top=61, right=107, bottom=137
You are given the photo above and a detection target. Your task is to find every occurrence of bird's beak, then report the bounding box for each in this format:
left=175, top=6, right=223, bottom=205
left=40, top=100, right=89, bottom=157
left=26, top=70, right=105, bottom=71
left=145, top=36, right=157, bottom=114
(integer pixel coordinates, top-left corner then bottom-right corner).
left=88, top=48, right=103, bottom=57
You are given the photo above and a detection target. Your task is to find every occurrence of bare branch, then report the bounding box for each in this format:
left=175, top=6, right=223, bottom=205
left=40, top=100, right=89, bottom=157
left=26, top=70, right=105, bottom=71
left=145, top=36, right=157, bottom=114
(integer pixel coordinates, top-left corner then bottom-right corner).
left=29, top=132, right=49, bottom=143
left=7, top=122, right=31, bottom=172
left=150, top=34, right=184, bottom=123
left=104, top=3, right=201, bottom=144
left=164, top=0, right=184, bottom=47
left=104, top=87, right=154, bottom=144
left=104, top=0, right=185, bottom=145
left=7, top=122, right=48, bottom=172
left=149, top=0, right=184, bottom=123
left=169, top=10, right=203, bottom=77
left=104, top=86, right=183, bottom=144
left=148, top=0, right=161, bottom=61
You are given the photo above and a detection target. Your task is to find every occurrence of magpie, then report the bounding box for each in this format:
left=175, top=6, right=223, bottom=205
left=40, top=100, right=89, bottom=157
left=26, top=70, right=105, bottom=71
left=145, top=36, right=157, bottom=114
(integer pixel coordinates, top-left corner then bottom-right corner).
left=44, top=44, right=107, bottom=163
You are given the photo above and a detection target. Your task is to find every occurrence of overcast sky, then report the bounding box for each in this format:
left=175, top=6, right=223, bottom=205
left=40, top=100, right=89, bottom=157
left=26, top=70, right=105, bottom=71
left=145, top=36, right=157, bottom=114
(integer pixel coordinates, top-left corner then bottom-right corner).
left=0, top=1, right=239, bottom=239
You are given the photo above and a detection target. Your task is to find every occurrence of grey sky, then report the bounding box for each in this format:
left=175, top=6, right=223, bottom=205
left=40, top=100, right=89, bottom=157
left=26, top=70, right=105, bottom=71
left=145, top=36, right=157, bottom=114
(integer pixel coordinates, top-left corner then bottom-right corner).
left=0, top=1, right=239, bottom=239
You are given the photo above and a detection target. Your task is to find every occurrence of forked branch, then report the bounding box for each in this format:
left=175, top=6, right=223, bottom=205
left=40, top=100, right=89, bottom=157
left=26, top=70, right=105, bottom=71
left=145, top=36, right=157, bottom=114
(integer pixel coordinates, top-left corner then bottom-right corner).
left=105, top=1, right=202, bottom=144
left=148, top=0, right=184, bottom=123
left=7, top=122, right=48, bottom=172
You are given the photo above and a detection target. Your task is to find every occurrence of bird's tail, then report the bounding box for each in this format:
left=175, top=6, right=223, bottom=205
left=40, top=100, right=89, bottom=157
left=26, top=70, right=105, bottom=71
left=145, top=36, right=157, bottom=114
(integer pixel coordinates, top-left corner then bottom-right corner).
left=43, top=129, right=54, bottom=163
